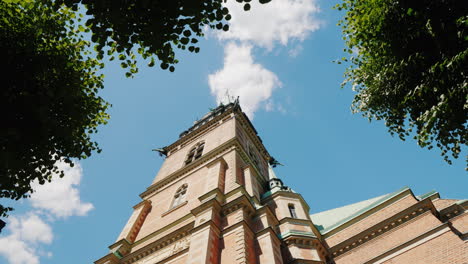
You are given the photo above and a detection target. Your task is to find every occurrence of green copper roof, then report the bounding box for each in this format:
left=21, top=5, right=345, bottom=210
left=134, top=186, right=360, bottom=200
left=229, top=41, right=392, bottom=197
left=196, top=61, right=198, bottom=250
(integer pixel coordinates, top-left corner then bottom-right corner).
left=310, top=186, right=410, bottom=234
left=416, top=190, right=439, bottom=200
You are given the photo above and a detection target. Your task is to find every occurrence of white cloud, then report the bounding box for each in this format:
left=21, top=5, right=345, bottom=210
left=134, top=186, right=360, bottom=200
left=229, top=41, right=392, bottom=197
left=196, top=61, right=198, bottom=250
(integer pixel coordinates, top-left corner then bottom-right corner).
left=0, top=214, right=52, bottom=264
left=218, top=0, right=321, bottom=50
left=30, top=160, right=94, bottom=219
left=8, top=214, right=53, bottom=244
left=208, top=43, right=282, bottom=119
left=209, top=0, right=321, bottom=118
left=0, top=160, right=93, bottom=264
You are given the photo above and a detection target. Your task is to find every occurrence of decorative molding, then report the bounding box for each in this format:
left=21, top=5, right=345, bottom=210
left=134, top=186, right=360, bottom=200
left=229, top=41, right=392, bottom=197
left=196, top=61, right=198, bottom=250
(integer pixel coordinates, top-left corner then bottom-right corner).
left=262, top=190, right=311, bottom=215
left=141, top=128, right=270, bottom=200
left=140, top=138, right=239, bottom=199
left=321, top=188, right=413, bottom=237
left=131, top=236, right=190, bottom=264
left=221, top=218, right=255, bottom=238
left=221, top=194, right=256, bottom=217
left=131, top=214, right=194, bottom=250
left=330, top=199, right=436, bottom=258
left=279, top=217, right=315, bottom=227
left=280, top=230, right=317, bottom=240
left=439, top=203, right=465, bottom=222
left=132, top=200, right=151, bottom=210
left=254, top=205, right=281, bottom=231
left=164, top=103, right=270, bottom=164
left=289, top=259, right=324, bottom=264
left=94, top=253, right=120, bottom=264
left=233, top=110, right=270, bottom=160
left=165, top=105, right=235, bottom=152
left=362, top=223, right=451, bottom=264
left=161, top=201, right=188, bottom=217
left=198, top=188, right=224, bottom=204
left=121, top=225, right=193, bottom=264
left=190, top=197, right=222, bottom=216
left=281, top=234, right=328, bottom=262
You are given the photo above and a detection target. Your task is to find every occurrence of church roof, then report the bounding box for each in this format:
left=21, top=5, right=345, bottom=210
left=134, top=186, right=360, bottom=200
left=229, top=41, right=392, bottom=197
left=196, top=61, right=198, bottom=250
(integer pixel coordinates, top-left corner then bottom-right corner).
left=310, top=186, right=410, bottom=234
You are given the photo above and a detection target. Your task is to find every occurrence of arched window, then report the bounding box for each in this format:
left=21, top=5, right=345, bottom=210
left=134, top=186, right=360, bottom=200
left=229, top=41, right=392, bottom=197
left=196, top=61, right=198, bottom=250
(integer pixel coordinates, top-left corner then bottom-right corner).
left=171, top=184, right=188, bottom=208
left=184, top=142, right=205, bottom=165
left=288, top=204, right=298, bottom=218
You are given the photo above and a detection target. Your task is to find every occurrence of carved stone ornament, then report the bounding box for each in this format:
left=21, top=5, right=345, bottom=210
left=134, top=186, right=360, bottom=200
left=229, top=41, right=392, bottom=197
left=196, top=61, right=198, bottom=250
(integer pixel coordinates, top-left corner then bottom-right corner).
left=133, top=237, right=190, bottom=264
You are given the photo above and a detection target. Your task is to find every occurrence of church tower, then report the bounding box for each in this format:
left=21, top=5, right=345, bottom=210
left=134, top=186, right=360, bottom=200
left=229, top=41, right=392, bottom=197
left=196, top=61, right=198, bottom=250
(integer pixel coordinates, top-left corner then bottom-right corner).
left=95, top=101, right=328, bottom=264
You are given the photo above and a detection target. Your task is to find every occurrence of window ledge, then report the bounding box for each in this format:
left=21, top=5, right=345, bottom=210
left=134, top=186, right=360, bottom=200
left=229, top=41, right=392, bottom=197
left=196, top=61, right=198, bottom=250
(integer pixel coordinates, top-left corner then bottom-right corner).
left=161, top=201, right=188, bottom=217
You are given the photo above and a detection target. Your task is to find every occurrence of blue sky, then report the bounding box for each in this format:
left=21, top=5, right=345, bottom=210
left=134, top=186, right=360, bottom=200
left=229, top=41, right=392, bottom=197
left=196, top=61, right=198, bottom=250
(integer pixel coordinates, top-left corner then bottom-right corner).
left=1, top=0, right=466, bottom=263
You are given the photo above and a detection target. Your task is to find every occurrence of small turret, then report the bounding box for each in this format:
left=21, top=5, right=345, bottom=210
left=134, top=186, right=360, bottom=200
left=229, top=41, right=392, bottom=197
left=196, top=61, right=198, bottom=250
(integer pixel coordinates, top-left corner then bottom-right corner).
left=267, top=165, right=292, bottom=192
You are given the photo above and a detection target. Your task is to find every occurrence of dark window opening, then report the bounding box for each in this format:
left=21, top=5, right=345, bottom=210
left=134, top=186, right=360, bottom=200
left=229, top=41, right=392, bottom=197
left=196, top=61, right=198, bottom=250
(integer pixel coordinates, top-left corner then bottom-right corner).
left=288, top=204, right=298, bottom=218
left=185, top=142, right=205, bottom=165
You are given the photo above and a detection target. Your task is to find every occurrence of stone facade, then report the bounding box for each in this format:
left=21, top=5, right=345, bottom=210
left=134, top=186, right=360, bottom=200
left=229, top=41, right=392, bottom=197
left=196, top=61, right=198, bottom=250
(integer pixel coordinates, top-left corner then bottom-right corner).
left=95, top=102, right=467, bottom=264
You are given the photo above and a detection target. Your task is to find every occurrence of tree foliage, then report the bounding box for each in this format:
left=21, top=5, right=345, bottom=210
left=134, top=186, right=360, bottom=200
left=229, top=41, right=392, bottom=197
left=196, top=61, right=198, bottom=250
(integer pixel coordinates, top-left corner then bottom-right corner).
left=1, top=0, right=271, bottom=217
left=337, top=0, right=468, bottom=165
left=0, top=0, right=109, bottom=217
left=55, top=0, right=269, bottom=76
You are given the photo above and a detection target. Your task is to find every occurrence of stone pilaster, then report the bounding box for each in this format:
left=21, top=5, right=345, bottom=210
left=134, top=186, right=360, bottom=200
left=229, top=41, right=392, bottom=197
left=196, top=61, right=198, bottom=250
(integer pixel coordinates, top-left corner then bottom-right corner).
left=187, top=223, right=220, bottom=264
left=256, top=230, right=283, bottom=264
left=204, top=158, right=227, bottom=194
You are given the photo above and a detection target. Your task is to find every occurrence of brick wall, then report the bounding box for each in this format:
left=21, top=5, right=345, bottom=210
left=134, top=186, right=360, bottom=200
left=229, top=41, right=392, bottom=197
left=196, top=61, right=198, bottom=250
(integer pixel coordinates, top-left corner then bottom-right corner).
left=326, top=195, right=418, bottom=247
left=382, top=231, right=467, bottom=264
left=334, top=212, right=441, bottom=264
left=450, top=212, right=467, bottom=234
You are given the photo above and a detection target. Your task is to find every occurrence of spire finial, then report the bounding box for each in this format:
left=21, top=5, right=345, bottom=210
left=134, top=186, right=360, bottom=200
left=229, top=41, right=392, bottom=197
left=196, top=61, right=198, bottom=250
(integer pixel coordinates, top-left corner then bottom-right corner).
left=268, top=165, right=278, bottom=180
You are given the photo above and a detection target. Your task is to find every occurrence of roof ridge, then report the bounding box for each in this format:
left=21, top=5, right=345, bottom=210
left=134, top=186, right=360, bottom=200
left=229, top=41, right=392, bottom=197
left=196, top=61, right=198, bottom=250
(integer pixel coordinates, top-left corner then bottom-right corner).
left=311, top=186, right=410, bottom=234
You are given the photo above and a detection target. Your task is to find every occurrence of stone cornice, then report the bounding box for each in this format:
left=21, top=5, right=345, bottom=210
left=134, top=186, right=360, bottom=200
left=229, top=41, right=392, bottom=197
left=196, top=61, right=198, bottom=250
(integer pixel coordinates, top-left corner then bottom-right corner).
left=221, top=218, right=255, bottom=237
left=165, top=105, right=235, bottom=153
left=221, top=194, right=256, bottom=217
left=121, top=223, right=193, bottom=264
left=289, top=260, right=324, bottom=264
left=164, top=104, right=270, bottom=163
left=256, top=226, right=280, bottom=241
left=279, top=217, right=315, bottom=227
left=190, top=196, right=222, bottom=216
left=198, top=188, right=224, bottom=204
left=322, top=188, right=414, bottom=237
left=254, top=205, right=280, bottom=227
left=235, top=140, right=269, bottom=182
left=132, top=199, right=151, bottom=210
left=262, top=190, right=311, bottom=213
left=439, top=202, right=465, bottom=222
left=281, top=233, right=328, bottom=262
left=94, top=253, right=120, bottom=264
left=140, top=138, right=239, bottom=199
left=224, top=185, right=251, bottom=203
left=131, top=213, right=194, bottom=250
left=161, top=201, right=188, bottom=217
left=331, top=198, right=437, bottom=258
left=279, top=217, right=323, bottom=239
left=362, top=223, right=451, bottom=264
left=109, top=238, right=131, bottom=254
left=280, top=230, right=317, bottom=241
left=190, top=218, right=221, bottom=236
left=233, top=110, right=270, bottom=161
left=141, top=137, right=268, bottom=200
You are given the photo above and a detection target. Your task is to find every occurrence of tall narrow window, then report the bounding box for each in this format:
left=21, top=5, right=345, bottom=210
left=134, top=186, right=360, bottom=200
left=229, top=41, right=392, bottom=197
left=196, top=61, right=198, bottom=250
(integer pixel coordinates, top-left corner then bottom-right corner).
left=288, top=204, right=298, bottom=218
left=248, top=145, right=260, bottom=168
left=185, top=142, right=205, bottom=165
left=171, top=184, right=188, bottom=208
